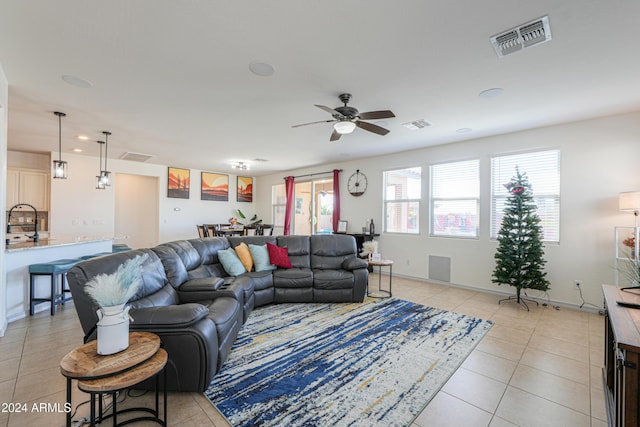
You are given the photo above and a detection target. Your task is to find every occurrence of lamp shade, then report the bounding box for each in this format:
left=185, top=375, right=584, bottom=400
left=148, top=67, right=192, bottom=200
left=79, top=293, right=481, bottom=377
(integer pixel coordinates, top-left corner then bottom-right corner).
left=334, top=121, right=356, bottom=134
left=619, top=191, right=640, bottom=212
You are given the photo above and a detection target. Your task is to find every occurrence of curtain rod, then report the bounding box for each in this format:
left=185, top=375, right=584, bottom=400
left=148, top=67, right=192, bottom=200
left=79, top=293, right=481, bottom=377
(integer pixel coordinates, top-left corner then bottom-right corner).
left=284, top=169, right=342, bottom=180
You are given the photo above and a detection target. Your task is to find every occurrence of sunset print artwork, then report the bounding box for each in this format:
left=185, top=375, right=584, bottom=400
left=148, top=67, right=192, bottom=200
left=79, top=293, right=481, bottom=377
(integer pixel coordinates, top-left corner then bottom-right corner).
left=202, top=172, right=229, bottom=201
left=168, top=167, right=190, bottom=199
left=237, top=176, right=253, bottom=202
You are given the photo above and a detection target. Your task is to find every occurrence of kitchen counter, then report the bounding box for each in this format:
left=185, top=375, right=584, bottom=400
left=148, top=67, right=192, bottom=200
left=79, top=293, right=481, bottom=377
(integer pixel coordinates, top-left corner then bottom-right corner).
left=5, top=235, right=113, bottom=252
left=3, top=236, right=114, bottom=324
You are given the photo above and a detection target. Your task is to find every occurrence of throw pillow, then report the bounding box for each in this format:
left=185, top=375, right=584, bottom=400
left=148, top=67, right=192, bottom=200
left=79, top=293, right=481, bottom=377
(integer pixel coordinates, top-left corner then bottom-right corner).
left=249, top=244, right=277, bottom=272
left=218, top=248, right=247, bottom=276
left=234, top=242, right=254, bottom=272
left=266, top=242, right=293, bottom=269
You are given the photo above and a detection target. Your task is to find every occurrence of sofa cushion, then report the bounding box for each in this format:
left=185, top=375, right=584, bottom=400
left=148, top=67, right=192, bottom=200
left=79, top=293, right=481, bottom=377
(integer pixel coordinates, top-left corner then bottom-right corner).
left=276, top=236, right=310, bottom=268
left=313, top=269, right=354, bottom=289
left=249, top=244, right=277, bottom=272
left=267, top=242, right=292, bottom=268
left=273, top=268, right=313, bottom=288
left=234, top=243, right=254, bottom=272
left=218, top=248, right=247, bottom=276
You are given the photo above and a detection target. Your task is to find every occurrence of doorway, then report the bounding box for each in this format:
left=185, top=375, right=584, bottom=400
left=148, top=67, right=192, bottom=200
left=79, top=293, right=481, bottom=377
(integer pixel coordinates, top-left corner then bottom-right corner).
left=114, top=173, right=159, bottom=249
left=292, top=179, right=333, bottom=235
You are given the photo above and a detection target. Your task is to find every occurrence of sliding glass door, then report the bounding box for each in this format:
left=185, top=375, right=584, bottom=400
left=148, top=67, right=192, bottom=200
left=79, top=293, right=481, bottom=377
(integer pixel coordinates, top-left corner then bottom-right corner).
left=272, top=178, right=334, bottom=235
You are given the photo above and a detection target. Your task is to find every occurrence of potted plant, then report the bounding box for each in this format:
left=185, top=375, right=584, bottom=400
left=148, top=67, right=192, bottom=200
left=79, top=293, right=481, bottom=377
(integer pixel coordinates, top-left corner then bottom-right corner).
left=85, top=254, right=147, bottom=354
left=235, top=209, right=262, bottom=227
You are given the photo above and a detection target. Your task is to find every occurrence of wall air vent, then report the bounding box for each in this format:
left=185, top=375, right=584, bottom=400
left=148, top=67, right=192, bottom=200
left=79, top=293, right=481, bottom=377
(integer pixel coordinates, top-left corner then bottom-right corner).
left=490, top=16, right=552, bottom=58
left=120, top=152, right=154, bottom=162
left=402, top=119, right=432, bottom=130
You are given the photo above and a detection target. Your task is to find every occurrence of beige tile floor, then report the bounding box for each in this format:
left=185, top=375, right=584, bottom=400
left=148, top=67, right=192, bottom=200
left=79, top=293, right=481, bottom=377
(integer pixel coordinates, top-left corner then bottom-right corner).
left=0, top=275, right=607, bottom=426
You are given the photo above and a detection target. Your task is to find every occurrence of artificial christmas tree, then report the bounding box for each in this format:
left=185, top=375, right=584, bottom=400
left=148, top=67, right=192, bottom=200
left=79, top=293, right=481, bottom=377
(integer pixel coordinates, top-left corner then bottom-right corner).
left=492, top=167, right=550, bottom=310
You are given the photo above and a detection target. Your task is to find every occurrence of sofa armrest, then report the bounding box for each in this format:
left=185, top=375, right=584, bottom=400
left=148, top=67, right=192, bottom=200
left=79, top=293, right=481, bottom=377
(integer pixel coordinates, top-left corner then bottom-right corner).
left=342, top=257, right=369, bottom=270
left=129, top=303, right=209, bottom=329
left=180, top=277, right=225, bottom=292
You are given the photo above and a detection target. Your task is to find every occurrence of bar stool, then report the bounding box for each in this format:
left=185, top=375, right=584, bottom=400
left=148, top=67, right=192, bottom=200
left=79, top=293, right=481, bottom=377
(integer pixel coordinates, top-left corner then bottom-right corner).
left=80, top=252, right=111, bottom=260
left=28, top=258, right=80, bottom=316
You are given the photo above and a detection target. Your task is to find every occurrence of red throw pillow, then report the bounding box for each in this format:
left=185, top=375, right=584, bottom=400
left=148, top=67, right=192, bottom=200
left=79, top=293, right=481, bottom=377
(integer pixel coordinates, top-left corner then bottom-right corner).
left=266, top=242, right=293, bottom=269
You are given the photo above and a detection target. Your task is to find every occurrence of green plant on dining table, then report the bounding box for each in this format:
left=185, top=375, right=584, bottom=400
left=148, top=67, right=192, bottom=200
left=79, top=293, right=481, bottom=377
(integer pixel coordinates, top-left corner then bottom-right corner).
left=235, top=209, right=262, bottom=227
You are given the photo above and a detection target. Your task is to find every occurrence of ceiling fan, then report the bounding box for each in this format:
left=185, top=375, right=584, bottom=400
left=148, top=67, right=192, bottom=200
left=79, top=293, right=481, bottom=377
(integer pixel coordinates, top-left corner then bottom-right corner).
left=292, top=93, right=395, bottom=142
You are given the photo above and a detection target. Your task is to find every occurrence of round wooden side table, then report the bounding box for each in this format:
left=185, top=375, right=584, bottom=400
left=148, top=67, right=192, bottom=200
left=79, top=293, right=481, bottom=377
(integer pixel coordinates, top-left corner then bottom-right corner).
left=60, top=331, right=167, bottom=427
left=367, top=259, right=393, bottom=298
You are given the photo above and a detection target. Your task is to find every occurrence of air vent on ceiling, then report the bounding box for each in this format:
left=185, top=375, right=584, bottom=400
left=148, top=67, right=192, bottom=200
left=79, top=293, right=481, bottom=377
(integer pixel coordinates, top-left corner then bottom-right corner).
left=402, top=119, right=432, bottom=131
left=120, top=152, right=154, bottom=162
left=490, top=16, right=551, bottom=58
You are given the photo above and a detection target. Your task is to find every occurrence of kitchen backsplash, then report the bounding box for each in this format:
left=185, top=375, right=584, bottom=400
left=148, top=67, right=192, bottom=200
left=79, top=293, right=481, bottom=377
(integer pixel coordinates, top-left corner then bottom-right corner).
left=6, top=210, right=48, bottom=232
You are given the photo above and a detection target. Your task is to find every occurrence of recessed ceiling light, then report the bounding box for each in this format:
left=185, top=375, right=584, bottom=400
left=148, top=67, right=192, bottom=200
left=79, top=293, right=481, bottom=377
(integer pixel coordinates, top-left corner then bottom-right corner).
left=456, top=128, right=473, bottom=133
left=249, top=61, right=275, bottom=77
left=478, top=88, right=504, bottom=98
left=61, top=75, right=93, bottom=88
left=73, top=148, right=83, bottom=152
left=77, top=135, right=89, bottom=140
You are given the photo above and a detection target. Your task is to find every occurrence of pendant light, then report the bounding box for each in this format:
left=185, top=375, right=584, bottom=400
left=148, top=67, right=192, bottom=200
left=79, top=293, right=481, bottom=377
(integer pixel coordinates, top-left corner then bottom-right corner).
left=52, top=111, right=68, bottom=179
left=100, top=131, right=112, bottom=186
left=96, top=141, right=106, bottom=189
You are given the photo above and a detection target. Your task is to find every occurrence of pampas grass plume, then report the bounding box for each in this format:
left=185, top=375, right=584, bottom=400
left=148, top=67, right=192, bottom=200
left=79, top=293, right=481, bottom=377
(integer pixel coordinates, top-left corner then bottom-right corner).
left=85, top=254, right=148, bottom=307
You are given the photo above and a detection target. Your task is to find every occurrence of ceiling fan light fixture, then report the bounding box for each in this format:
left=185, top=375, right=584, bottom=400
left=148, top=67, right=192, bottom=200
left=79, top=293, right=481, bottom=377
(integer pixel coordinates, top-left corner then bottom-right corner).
left=334, top=121, right=356, bottom=134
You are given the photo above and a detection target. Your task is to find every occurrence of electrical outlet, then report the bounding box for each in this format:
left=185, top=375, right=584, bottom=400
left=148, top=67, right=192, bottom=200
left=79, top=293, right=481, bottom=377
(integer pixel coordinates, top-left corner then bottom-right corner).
left=574, top=280, right=582, bottom=290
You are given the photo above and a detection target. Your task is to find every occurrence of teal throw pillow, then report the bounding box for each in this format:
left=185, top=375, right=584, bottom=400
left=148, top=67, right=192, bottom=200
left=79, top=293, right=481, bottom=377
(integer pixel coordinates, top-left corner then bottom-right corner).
left=218, top=248, right=247, bottom=276
left=249, top=244, right=277, bottom=272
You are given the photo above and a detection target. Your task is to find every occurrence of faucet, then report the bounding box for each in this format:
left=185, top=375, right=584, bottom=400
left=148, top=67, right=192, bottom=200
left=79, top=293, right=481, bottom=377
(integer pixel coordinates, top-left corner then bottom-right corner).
left=7, top=203, right=39, bottom=242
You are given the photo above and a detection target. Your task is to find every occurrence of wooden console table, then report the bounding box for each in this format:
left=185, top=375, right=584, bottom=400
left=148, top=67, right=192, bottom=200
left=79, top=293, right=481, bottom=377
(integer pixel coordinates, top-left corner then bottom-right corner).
left=603, top=284, right=640, bottom=427
left=60, top=331, right=167, bottom=427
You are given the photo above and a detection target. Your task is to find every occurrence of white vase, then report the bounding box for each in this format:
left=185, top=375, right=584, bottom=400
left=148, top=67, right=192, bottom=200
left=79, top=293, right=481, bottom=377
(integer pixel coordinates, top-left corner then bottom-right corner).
left=96, top=303, right=130, bottom=355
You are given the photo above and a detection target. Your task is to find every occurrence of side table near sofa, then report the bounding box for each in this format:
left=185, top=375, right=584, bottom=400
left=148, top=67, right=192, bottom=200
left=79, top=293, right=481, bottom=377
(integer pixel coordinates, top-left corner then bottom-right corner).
left=367, top=259, right=393, bottom=298
left=60, top=331, right=167, bottom=427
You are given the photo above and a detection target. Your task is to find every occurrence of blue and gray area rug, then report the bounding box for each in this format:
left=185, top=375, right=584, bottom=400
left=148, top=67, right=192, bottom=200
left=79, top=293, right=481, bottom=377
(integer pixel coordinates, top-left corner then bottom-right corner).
left=205, top=297, right=493, bottom=427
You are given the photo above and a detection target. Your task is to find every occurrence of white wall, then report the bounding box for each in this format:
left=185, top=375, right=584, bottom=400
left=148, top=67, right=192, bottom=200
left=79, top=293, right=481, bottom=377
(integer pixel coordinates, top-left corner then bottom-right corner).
left=256, top=112, right=640, bottom=310
left=0, top=64, right=7, bottom=335
left=50, top=153, right=260, bottom=246
left=7, top=151, right=49, bottom=170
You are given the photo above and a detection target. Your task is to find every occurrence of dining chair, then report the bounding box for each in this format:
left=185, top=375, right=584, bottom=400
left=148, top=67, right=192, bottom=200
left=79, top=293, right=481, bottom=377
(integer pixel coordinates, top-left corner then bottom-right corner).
left=205, top=224, right=219, bottom=237
left=197, top=225, right=207, bottom=238
left=261, top=224, right=274, bottom=236
left=243, top=226, right=257, bottom=236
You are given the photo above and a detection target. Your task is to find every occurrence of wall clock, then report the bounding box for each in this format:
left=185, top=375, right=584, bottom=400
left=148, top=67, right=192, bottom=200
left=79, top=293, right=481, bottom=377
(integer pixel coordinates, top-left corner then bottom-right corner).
left=348, top=170, right=368, bottom=197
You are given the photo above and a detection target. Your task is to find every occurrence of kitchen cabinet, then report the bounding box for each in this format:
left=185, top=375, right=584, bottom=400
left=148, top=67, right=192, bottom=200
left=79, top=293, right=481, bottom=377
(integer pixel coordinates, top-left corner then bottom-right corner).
left=6, top=168, right=50, bottom=211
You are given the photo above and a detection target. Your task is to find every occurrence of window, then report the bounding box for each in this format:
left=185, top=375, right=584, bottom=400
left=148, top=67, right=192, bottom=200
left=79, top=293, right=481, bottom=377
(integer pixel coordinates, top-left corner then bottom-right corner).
left=272, top=184, right=286, bottom=229
left=490, top=150, right=560, bottom=242
left=383, top=167, right=421, bottom=234
left=430, top=159, right=479, bottom=238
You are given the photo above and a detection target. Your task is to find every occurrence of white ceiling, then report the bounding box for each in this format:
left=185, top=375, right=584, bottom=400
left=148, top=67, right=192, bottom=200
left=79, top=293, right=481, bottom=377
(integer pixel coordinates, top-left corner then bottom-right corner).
left=1, top=1, right=639, bottom=176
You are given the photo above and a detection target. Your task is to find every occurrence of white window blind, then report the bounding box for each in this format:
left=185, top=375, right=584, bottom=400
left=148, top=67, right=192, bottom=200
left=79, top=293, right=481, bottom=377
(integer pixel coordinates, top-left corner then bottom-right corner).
left=384, top=167, right=421, bottom=234
left=490, top=150, right=560, bottom=242
left=430, top=159, right=479, bottom=238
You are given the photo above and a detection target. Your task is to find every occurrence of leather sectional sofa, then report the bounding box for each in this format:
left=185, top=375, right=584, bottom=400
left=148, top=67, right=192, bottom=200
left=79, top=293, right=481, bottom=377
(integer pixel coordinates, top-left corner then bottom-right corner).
left=67, top=234, right=369, bottom=392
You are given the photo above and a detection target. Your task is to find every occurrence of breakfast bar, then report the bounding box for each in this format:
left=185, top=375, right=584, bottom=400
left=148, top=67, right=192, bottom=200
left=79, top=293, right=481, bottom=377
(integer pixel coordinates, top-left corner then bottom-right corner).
left=4, top=235, right=114, bottom=322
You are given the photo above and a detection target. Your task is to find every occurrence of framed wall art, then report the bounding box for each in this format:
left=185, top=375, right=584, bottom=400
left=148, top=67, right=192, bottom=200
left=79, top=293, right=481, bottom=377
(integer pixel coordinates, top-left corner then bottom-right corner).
left=167, top=167, right=190, bottom=199
left=201, top=172, right=229, bottom=201
left=237, top=176, right=253, bottom=202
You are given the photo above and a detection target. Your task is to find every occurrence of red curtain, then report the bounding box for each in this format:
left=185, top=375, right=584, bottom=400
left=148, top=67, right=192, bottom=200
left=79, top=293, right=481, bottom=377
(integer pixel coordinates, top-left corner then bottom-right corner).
left=284, top=176, right=295, bottom=235
left=332, top=169, right=341, bottom=232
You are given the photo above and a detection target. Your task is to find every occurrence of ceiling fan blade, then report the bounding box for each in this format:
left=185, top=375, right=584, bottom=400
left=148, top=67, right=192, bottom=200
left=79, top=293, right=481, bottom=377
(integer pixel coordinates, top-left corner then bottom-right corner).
left=358, top=110, right=396, bottom=120
left=330, top=130, right=342, bottom=142
left=315, top=104, right=340, bottom=115
left=292, top=119, right=335, bottom=128
left=356, top=120, right=390, bottom=136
